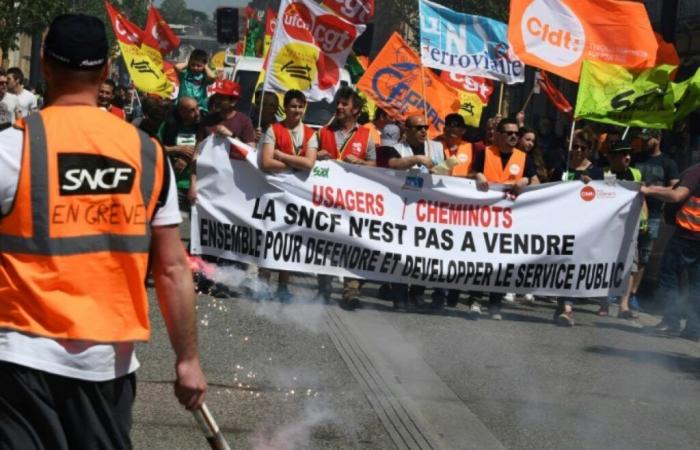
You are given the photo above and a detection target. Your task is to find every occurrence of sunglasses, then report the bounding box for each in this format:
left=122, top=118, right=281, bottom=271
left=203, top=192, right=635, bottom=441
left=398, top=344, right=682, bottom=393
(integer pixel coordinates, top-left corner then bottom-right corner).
left=408, top=125, right=429, bottom=131
left=501, top=130, right=519, bottom=136
left=572, top=144, right=588, bottom=150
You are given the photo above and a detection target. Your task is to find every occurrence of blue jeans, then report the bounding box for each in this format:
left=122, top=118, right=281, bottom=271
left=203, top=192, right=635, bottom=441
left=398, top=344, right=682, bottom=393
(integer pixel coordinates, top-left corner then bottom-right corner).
left=658, top=234, right=700, bottom=333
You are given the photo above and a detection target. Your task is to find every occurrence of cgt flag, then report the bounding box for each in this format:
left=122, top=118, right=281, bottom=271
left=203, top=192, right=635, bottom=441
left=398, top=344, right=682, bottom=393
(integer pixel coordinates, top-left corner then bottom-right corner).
left=439, top=71, right=494, bottom=105
left=536, top=71, right=572, bottom=117
left=321, top=0, right=374, bottom=24
left=263, top=0, right=365, bottom=102
left=104, top=1, right=173, bottom=98
left=575, top=60, right=677, bottom=129
left=420, top=0, right=524, bottom=84
left=508, top=0, right=658, bottom=82
left=356, top=32, right=465, bottom=136
left=141, top=4, right=180, bottom=65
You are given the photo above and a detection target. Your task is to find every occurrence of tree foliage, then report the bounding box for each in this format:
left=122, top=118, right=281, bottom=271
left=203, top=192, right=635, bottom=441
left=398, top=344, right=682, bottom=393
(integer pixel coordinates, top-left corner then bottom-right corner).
left=159, top=0, right=188, bottom=24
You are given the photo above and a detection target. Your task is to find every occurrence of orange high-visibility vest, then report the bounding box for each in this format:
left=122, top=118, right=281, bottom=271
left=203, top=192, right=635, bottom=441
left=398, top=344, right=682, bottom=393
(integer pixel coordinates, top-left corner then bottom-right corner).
left=444, top=141, right=473, bottom=177
left=318, top=125, right=370, bottom=160
left=0, top=107, right=166, bottom=342
left=271, top=122, right=315, bottom=157
left=483, top=145, right=527, bottom=184
left=676, top=195, right=700, bottom=234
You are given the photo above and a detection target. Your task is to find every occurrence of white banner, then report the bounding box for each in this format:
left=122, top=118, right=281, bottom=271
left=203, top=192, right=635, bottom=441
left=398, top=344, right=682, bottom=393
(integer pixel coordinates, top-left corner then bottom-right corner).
left=192, top=136, right=642, bottom=297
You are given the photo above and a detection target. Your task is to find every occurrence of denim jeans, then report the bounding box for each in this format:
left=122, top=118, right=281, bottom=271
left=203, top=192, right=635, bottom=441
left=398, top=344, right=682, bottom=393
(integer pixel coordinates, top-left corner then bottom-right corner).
left=658, top=234, right=700, bottom=333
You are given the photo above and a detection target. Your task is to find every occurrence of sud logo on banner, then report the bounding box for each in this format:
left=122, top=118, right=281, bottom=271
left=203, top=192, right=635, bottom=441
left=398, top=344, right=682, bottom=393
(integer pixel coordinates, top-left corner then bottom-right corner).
left=508, top=0, right=658, bottom=82
left=262, top=0, right=365, bottom=102
left=419, top=0, right=524, bottom=84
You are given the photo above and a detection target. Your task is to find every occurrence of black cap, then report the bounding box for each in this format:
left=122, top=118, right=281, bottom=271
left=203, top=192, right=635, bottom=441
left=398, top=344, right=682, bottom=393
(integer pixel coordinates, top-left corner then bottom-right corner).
left=444, top=113, right=466, bottom=128
left=608, top=144, right=633, bottom=154
left=43, top=14, right=108, bottom=70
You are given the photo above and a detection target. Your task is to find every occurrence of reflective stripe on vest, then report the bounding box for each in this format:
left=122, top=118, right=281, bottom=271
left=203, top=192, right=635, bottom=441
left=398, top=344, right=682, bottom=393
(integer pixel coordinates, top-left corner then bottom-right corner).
left=0, top=113, right=155, bottom=255
left=676, top=195, right=700, bottom=232
left=444, top=142, right=473, bottom=177
left=483, top=146, right=526, bottom=183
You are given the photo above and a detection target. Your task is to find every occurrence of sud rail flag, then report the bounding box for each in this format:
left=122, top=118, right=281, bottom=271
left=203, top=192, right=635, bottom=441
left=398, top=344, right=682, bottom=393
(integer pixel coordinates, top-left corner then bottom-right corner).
left=508, top=0, right=658, bottom=82
left=420, top=0, right=524, bottom=84
left=104, top=1, right=173, bottom=98
left=262, top=0, right=365, bottom=102
left=192, top=136, right=642, bottom=298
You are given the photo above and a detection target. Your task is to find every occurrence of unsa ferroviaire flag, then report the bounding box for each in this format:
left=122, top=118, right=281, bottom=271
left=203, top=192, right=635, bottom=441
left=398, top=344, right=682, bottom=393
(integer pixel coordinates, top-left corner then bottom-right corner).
left=508, top=0, right=659, bottom=82
left=262, top=0, right=365, bottom=102
left=575, top=60, right=687, bottom=129
left=356, top=32, right=470, bottom=136
left=419, top=0, right=524, bottom=84
left=104, top=1, right=173, bottom=98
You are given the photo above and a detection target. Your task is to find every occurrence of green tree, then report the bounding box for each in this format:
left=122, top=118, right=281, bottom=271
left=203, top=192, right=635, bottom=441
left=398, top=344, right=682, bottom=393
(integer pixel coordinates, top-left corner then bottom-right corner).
left=159, top=0, right=188, bottom=24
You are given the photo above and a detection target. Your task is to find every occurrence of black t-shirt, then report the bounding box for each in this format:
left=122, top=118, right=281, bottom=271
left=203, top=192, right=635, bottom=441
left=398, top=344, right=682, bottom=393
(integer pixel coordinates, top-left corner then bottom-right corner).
left=378, top=143, right=425, bottom=168
left=473, top=149, right=538, bottom=180
left=675, top=163, right=700, bottom=241
left=633, top=152, right=680, bottom=216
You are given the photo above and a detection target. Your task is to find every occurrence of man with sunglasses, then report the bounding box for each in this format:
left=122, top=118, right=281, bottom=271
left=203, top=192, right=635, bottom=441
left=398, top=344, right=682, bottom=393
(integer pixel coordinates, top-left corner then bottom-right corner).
left=472, top=117, right=540, bottom=319
left=386, top=114, right=444, bottom=171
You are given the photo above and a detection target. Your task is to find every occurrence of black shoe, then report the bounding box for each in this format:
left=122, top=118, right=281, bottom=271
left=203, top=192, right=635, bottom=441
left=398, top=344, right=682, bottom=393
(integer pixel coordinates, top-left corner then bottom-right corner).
left=275, top=288, right=293, bottom=303
left=340, top=297, right=360, bottom=311
left=645, top=320, right=682, bottom=335
left=210, top=282, right=236, bottom=298
left=679, top=328, right=700, bottom=342
left=377, top=283, right=393, bottom=300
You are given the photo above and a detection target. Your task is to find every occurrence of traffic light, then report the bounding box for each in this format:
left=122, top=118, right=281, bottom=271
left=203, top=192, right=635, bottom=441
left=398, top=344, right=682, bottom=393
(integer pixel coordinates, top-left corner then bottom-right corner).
left=216, top=7, right=239, bottom=44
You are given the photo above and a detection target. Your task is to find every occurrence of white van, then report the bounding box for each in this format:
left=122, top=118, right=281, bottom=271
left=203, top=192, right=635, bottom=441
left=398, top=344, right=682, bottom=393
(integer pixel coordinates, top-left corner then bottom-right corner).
left=223, top=56, right=352, bottom=128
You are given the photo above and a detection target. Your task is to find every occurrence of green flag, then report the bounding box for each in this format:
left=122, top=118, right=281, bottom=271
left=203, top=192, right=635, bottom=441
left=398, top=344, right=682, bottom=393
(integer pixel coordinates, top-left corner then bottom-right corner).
left=671, top=67, right=700, bottom=121
left=575, top=60, right=677, bottom=129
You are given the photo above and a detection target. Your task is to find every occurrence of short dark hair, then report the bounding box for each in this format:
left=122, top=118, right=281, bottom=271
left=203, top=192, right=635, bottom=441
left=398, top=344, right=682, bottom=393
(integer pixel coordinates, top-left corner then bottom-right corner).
left=189, top=49, right=208, bottom=64
left=444, top=113, right=465, bottom=128
left=284, top=89, right=306, bottom=107
left=335, top=86, right=364, bottom=112
left=374, top=108, right=387, bottom=121
left=496, top=117, right=519, bottom=133
left=102, top=78, right=116, bottom=89
left=7, top=67, right=24, bottom=85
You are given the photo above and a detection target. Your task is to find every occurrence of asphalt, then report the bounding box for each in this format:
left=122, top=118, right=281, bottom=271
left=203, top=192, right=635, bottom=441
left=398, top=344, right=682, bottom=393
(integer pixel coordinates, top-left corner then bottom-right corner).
left=131, top=275, right=700, bottom=449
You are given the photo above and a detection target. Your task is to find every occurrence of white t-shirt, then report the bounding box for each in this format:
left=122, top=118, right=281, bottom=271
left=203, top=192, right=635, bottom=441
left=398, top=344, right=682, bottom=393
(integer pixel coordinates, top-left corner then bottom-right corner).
left=0, top=93, right=19, bottom=124
left=0, top=126, right=181, bottom=381
left=15, top=89, right=38, bottom=118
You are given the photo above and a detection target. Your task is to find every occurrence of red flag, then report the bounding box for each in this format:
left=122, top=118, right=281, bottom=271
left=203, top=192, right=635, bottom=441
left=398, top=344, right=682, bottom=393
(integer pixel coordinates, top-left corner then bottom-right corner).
left=321, top=0, right=374, bottom=24
left=104, top=0, right=144, bottom=46
left=537, top=71, right=573, bottom=117
left=142, top=5, right=180, bottom=55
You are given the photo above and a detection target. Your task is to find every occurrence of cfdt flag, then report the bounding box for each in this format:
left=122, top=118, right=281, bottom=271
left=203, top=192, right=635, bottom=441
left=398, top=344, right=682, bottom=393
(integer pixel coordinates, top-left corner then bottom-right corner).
left=104, top=1, right=173, bottom=98
left=508, top=0, right=658, bottom=82
left=419, top=0, right=524, bottom=84
left=321, top=0, right=374, bottom=24
left=356, top=32, right=465, bottom=136
left=142, top=5, right=180, bottom=64
left=263, top=0, right=365, bottom=102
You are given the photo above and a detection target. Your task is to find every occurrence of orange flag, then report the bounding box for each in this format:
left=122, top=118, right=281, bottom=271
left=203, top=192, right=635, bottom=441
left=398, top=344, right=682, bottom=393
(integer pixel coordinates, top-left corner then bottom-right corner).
left=356, top=32, right=462, bottom=137
left=508, top=0, right=658, bottom=82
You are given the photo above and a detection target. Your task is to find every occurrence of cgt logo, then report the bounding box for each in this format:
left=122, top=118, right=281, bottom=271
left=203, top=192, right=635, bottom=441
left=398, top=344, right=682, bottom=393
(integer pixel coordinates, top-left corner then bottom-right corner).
left=580, top=185, right=596, bottom=201
left=59, top=153, right=136, bottom=196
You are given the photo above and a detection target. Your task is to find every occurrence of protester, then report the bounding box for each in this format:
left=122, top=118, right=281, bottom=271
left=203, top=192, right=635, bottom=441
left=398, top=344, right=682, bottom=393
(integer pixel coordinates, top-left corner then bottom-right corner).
left=316, top=87, right=377, bottom=309
left=641, top=162, right=700, bottom=342
left=366, top=107, right=389, bottom=146
left=159, top=96, right=201, bottom=248
left=135, top=95, right=168, bottom=137
left=518, top=126, right=549, bottom=183
left=260, top=89, right=318, bottom=301
left=197, top=79, right=255, bottom=146
left=555, top=127, right=604, bottom=326
left=632, top=129, right=679, bottom=310
left=602, top=144, right=645, bottom=319
left=0, top=70, right=19, bottom=128
left=385, top=114, right=445, bottom=310
left=0, top=14, right=206, bottom=448
left=176, top=49, right=216, bottom=111
left=252, top=90, right=280, bottom=145
left=6, top=67, right=38, bottom=118
left=536, top=116, right=566, bottom=180
left=376, top=123, right=401, bottom=168
left=97, top=78, right=126, bottom=120
left=472, top=117, right=540, bottom=320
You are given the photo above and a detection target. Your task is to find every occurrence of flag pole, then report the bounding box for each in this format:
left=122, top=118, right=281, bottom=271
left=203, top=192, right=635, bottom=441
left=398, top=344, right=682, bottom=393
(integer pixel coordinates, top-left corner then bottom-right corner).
left=521, top=85, right=535, bottom=112
left=498, top=82, right=505, bottom=115
left=419, top=63, right=434, bottom=159
left=562, top=119, right=576, bottom=181
left=621, top=126, right=631, bottom=141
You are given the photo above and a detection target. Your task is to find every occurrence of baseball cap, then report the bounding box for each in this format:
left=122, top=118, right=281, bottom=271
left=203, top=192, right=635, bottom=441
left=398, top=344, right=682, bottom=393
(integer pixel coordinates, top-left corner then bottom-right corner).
left=380, top=124, right=401, bottom=146
left=210, top=80, right=241, bottom=98
left=607, top=144, right=633, bottom=154
left=43, top=14, right=108, bottom=70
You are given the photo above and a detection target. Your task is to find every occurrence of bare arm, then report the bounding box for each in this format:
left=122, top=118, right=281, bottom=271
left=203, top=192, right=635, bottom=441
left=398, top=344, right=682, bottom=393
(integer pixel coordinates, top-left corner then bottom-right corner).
left=261, top=142, right=288, bottom=172
left=640, top=185, right=690, bottom=203
left=204, top=65, right=218, bottom=81
left=388, top=155, right=431, bottom=170
left=174, top=61, right=187, bottom=72
left=276, top=147, right=318, bottom=171
left=345, top=155, right=376, bottom=166
left=151, top=225, right=207, bottom=410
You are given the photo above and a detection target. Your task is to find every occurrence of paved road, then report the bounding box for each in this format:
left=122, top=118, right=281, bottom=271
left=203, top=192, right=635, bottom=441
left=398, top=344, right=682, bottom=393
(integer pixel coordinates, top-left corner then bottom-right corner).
left=132, top=274, right=700, bottom=449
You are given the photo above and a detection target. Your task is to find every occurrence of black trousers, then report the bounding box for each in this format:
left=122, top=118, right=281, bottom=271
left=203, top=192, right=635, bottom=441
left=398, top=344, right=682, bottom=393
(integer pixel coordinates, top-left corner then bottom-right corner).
left=0, top=361, right=136, bottom=450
